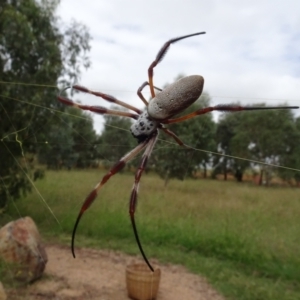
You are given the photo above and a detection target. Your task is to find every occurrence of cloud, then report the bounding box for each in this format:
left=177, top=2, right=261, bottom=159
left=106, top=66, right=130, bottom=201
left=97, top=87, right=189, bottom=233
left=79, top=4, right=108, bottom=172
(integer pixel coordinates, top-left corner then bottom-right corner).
left=57, top=0, right=300, bottom=132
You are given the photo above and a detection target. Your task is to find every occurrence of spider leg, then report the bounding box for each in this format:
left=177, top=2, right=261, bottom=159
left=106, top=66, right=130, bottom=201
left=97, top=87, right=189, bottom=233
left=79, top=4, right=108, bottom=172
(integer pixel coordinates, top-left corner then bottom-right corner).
left=71, top=139, right=150, bottom=257
left=58, top=95, right=139, bottom=120
left=163, top=105, right=299, bottom=124
left=129, top=131, right=158, bottom=272
left=159, top=126, right=190, bottom=148
left=72, top=85, right=142, bottom=114
left=148, top=32, right=206, bottom=98
left=137, top=81, right=163, bottom=106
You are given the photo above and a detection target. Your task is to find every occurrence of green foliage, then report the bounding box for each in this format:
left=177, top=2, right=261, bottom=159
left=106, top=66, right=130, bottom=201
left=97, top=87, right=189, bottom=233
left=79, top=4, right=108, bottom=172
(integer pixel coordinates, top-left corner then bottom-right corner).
left=213, top=109, right=249, bottom=181
left=70, top=108, right=98, bottom=168
left=213, top=104, right=299, bottom=183
left=38, top=107, right=98, bottom=169
left=98, top=111, right=135, bottom=168
left=153, top=92, right=216, bottom=184
left=231, top=106, right=297, bottom=184
left=277, top=116, right=300, bottom=183
left=0, top=0, right=91, bottom=208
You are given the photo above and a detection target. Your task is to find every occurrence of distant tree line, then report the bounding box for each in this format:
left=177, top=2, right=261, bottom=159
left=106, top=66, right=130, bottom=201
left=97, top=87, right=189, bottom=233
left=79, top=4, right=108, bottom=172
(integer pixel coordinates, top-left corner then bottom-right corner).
left=96, top=92, right=300, bottom=187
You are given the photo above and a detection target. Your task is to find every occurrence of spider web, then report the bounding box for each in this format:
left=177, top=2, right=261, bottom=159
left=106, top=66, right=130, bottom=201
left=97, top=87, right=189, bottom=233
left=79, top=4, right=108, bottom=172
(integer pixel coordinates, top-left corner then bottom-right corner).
left=1, top=80, right=299, bottom=222
left=1, top=80, right=300, bottom=298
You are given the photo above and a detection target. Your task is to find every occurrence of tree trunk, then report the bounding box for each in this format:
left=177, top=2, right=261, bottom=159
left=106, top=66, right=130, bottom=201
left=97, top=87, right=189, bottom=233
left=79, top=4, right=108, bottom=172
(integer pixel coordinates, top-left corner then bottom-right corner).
left=203, top=164, right=207, bottom=178
left=223, top=167, right=227, bottom=180
left=258, top=169, right=264, bottom=186
left=223, top=159, right=227, bottom=180
left=164, top=170, right=170, bottom=187
left=235, top=169, right=243, bottom=182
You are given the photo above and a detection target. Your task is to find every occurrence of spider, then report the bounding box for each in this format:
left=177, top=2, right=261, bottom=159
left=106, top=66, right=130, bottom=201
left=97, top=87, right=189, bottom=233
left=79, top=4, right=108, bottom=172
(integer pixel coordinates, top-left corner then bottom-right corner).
left=58, top=31, right=299, bottom=271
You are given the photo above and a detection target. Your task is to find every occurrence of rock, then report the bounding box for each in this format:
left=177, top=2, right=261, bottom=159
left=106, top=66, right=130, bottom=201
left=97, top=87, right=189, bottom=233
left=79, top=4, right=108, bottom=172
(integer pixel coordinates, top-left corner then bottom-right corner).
left=0, top=282, right=7, bottom=300
left=0, top=217, right=48, bottom=282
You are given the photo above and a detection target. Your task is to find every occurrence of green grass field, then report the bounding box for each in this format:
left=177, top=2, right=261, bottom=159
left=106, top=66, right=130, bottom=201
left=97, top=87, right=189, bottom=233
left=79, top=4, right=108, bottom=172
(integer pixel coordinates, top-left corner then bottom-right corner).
left=3, top=169, right=300, bottom=299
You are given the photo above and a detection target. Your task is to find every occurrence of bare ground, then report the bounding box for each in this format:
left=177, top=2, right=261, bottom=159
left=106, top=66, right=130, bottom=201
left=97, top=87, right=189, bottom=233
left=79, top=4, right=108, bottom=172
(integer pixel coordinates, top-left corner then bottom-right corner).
left=7, top=244, right=225, bottom=300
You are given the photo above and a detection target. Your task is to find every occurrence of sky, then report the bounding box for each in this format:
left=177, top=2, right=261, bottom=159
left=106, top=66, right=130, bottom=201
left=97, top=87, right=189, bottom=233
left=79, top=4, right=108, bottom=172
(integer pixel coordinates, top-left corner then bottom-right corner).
left=57, top=0, right=300, bottom=133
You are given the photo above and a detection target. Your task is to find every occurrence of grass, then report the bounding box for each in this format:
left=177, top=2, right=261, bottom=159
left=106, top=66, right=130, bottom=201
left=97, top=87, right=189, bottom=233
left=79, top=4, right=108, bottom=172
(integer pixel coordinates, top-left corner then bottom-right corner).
left=3, top=169, right=300, bottom=299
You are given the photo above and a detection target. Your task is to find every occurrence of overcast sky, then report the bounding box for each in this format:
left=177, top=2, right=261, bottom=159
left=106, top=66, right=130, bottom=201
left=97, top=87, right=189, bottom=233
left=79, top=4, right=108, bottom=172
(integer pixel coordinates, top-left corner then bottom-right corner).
left=57, top=0, right=300, bottom=133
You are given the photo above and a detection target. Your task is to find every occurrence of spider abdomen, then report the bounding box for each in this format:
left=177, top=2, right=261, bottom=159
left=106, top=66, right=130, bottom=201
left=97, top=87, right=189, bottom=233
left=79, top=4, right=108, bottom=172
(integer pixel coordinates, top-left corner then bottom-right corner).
left=147, top=75, right=204, bottom=120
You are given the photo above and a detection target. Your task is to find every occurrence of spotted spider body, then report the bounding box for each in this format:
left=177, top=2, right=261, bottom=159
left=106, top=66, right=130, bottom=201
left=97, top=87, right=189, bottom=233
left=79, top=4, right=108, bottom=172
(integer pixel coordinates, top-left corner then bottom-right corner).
left=130, top=111, right=159, bottom=142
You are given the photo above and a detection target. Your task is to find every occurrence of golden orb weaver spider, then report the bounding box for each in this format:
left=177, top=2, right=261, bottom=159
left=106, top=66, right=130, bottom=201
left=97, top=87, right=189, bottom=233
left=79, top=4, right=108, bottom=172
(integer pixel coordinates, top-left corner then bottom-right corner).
left=57, top=31, right=299, bottom=271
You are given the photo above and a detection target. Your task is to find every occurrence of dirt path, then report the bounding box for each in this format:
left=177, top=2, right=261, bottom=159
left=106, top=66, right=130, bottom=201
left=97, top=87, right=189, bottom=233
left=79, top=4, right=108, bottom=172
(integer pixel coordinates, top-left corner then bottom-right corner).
left=7, top=244, right=225, bottom=300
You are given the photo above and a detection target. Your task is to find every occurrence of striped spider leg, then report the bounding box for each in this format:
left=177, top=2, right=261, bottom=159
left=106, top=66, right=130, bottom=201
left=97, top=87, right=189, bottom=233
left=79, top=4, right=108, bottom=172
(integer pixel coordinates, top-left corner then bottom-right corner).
left=58, top=85, right=160, bottom=271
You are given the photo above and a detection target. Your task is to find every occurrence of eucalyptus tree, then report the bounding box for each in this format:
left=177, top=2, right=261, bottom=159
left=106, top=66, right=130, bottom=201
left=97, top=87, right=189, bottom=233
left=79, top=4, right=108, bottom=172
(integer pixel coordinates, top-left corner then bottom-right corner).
left=153, top=92, right=216, bottom=185
left=0, top=0, right=91, bottom=208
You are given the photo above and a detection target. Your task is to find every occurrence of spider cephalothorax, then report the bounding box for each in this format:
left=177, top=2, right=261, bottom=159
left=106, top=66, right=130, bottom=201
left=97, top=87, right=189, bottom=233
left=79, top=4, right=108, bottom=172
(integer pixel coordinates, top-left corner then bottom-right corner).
left=57, top=31, right=299, bottom=272
left=130, top=111, right=159, bottom=143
